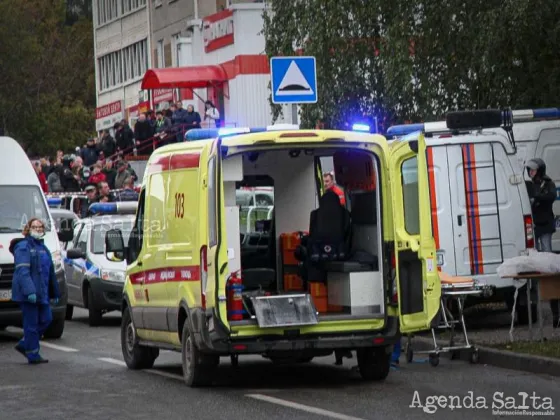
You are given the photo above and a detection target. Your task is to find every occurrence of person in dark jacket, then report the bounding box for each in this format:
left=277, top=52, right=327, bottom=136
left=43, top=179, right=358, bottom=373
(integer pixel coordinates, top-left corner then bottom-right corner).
left=102, top=160, right=117, bottom=190
left=526, top=158, right=559, bottom=327
left=99, top=130, right=116, bottom=158
left=81, top=184, right=98, bottom=218
left=60, top=156, right=80, bottom=192
left=81, top=138, right=100, bottom=167
left=116, top=177, right=139, bottom=202
left=115, top=122, right=135, bottom=154
left=184, top=105, right=202, bottom=130
left=133, top=113, right=154, bottom=152
left=10, top=218, right=60, bottom=364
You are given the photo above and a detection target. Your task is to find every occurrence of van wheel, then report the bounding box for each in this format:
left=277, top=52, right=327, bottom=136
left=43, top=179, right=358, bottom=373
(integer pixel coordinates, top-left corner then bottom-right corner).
left=121, top=307, right=159, bottom=369
left=66, top=305, right=74, bottom=321
left=88, top=288, right=102, bottom=327
left=357, top=346, right=391, bottom=381
left=181, top=322, right=217, bottom=387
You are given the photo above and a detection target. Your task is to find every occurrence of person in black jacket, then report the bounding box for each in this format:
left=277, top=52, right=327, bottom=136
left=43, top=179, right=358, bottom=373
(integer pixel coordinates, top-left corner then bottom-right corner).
left=115, top=121, right=134, bottom=155
left=526, top=158, right=558, bottom=327
left=60, top=156, right=80, bottom=192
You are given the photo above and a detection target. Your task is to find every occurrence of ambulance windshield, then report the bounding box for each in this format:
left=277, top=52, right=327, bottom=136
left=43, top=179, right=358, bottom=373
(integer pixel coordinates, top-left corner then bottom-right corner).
left=0, top=186, right=51, bottom=233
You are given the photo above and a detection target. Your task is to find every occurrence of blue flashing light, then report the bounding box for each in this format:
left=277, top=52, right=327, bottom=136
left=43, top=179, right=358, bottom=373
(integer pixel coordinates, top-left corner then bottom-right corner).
left=47, top=198, right=62, bottom=207
left=532, top=108, right=560, bottom=119
left=352, top=123, right=370, bottom=132
left=88, top=202, right=137, bottom=215
left=185, top=128, right=219, bottom=141
left=386, top=123, right=425, bottom=137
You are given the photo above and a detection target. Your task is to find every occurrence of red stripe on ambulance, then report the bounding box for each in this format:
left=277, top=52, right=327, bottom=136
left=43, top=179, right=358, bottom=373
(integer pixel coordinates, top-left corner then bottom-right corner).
left=147, top=153, right=201, bottom=174
left=130, top=266, right=200, bottom=285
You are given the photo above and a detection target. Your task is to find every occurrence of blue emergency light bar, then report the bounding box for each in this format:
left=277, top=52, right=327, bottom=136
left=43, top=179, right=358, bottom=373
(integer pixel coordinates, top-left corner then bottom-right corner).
left=185, top=125, right=300, bottom=142
left=88, top=202, right=138, bottom=215
left=47, top=197, right=63, bottom=207
left=387, top=107, right=560, bottom=138
left=352, top=123, right=371, bottom=132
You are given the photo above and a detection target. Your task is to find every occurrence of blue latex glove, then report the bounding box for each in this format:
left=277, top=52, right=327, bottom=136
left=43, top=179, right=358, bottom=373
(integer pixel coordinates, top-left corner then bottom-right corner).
left=50, top=298, right=59, bottom=305
left=27, top=294, right=37, bottom=304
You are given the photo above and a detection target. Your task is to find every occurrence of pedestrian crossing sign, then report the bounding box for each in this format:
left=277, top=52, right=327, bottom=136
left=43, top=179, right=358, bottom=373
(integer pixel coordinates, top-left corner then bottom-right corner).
left=270, top=56, right=318, bottom=104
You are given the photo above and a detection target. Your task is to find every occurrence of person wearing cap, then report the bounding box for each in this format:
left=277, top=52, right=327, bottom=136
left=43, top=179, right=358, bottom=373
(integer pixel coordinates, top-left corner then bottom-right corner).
left=81, top=184, right=98, bottom=218
left=526, top=158, right=559, bottom=327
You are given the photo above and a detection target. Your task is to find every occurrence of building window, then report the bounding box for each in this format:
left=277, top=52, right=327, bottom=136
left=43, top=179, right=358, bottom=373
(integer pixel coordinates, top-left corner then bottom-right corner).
left=96, top=0, right=120, bottom=26
left=172, top=33, right=181, bottom=66
left=122, top=0, right=146, bottom=14
left=97, top=39, right=148, bottom=91
left=156, top=40, right=164, bottom=68
left=97, top=50, right=123, bottom=91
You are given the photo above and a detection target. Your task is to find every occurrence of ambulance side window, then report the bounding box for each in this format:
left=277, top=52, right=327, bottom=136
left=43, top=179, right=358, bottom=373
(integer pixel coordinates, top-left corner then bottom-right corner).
left=208, top=156, right=217, bottom=247
left=402, top=157, right=420, bottom=235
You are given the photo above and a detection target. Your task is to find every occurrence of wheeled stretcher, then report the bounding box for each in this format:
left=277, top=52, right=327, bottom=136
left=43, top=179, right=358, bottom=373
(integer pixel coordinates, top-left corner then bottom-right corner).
left=404, top=273, right=482, bottom=367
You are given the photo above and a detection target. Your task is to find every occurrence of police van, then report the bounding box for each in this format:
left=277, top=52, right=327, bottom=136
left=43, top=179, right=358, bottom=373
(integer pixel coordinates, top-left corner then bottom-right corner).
left=105, top=125, right=442, bottom=386
left=63, top=202, right=135, bottom=326
left=387, top=109, right=540, bottom=322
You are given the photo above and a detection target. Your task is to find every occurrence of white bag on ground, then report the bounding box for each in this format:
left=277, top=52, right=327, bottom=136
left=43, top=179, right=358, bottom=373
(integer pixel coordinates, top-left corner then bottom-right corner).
left=497, top=249, right=560, bottom=277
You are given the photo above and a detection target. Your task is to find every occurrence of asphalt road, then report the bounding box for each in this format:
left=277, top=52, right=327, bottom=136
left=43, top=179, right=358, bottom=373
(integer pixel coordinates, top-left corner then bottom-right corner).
left=1, top=308, right=559, bottom=420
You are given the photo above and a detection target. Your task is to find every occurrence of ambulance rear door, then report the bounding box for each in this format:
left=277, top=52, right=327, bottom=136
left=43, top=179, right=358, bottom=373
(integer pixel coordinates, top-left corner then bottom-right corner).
left=389, top=132, right=441, bottom=333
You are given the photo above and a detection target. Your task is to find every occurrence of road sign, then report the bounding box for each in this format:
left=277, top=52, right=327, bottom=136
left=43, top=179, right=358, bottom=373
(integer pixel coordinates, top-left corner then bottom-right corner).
left=270, top=56, right=317, bottom=104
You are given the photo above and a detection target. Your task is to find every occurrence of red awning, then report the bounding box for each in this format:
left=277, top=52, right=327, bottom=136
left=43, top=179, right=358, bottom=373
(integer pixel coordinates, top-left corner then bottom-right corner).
left=141, top=65, right=228, bottom=90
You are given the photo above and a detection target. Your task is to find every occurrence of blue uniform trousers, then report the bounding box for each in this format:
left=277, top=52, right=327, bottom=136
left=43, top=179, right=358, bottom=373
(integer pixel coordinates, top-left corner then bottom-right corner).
left=18, top=302, right=52, bottom=361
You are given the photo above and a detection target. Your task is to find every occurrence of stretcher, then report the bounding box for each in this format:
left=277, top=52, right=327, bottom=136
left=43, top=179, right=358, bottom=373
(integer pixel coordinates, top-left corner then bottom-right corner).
left=405, top=272, right=482, bottom=367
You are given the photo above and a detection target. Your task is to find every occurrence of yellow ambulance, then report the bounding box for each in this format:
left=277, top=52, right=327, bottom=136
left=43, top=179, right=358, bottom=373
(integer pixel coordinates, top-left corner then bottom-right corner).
left=105, top=126, right=440, bottom=387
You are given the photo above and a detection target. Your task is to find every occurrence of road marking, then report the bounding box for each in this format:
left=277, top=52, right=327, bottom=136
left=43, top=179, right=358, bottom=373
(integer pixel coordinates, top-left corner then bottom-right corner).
left=98, top=357, right=127, bottom=367
left=41, top=342, right=79, bottom=352
left=146, top=369, right=184, bottom=381
left=245, top=394, right=367, bottom=420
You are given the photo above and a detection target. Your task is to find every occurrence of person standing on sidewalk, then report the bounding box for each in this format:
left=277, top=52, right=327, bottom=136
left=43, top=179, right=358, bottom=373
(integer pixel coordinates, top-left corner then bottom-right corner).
left=526, top=158, right=559, bottom=327
left=9, top=218, right=60, bottom=364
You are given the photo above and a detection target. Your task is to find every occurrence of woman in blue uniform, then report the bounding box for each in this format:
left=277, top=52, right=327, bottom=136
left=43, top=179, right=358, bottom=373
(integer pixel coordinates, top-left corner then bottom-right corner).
left=10, top=218, right=60, bottom=364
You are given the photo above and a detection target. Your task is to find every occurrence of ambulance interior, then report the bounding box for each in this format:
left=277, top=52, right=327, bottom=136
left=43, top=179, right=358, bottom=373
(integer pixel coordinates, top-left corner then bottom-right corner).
left=223, top=147, right=387, bottom=325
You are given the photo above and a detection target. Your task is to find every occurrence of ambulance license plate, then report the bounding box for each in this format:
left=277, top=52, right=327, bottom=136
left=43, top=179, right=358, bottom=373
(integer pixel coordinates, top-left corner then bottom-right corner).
left=250, top=294, right=318, bottom=328
left=0, top=290, right=12, bottom=302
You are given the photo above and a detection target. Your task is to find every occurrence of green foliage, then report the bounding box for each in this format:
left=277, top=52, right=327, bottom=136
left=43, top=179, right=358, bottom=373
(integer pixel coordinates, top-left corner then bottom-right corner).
left=263, top=0, right=560, bottom=128
left=0, top=0, right=95, bottom=156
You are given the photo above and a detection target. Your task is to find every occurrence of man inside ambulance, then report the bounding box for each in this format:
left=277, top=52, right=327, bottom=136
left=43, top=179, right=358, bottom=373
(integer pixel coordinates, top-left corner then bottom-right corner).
left=323, top=172, right=346, bottom=206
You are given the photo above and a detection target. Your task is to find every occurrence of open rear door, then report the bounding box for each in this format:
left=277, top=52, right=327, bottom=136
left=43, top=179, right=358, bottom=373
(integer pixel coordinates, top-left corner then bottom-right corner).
left=389, top=132, right=441, bottom=334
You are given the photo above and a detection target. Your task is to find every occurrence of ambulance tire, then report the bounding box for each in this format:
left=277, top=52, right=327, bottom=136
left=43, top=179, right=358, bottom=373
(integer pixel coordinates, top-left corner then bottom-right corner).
left=357, top=346, right=391, bottom=381
left=121, top=307, right=159, bottom=370
left=181, top=323, right=216, bottom=387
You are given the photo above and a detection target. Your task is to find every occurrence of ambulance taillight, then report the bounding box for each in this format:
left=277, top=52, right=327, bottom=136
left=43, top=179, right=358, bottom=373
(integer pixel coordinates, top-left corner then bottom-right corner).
left=200, top=245, right=208, bottom=309
left=524, top=215, right=535, bottom=249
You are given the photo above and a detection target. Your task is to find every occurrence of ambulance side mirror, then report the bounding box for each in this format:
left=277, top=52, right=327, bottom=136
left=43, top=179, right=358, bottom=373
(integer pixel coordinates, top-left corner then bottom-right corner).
left=105, top=229, right=125, bottom=262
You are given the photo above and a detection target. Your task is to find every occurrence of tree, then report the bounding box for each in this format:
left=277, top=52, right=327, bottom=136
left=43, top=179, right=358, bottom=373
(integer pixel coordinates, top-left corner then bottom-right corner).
left=0, top=0, right=95, bottom=155
left=263, top=0, right=560, bottom=128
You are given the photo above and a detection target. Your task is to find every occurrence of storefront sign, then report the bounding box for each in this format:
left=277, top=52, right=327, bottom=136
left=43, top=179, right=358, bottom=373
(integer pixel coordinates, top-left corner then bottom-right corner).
left=153, top=89, right=174, bottom=104
left=95, top=100, right=123, bottom=131
left=203, top=10, right=234, bottom=53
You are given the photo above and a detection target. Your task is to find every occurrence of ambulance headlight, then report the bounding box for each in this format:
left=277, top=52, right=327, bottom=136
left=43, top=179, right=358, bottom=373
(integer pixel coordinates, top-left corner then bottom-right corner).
left=101, top=269, right=125, bottom=283
left=52, top=251, right=64, bottom=273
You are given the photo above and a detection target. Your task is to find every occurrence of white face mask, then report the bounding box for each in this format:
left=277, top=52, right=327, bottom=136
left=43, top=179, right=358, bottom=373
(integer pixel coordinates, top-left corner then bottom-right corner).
left=30, top=231, right=45, bottom=240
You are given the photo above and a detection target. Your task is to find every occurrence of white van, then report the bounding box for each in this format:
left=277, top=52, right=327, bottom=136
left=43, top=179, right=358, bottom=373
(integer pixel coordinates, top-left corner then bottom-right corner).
left=508, top=108, right=560, bottom=250
left=387, top=110, right=535, bottom=322
left=0, top=137, right=72, bottom=337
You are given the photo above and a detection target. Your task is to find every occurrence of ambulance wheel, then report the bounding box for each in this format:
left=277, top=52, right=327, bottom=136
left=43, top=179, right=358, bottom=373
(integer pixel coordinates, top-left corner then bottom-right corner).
left=65, top=304, right=74, bottom=321
left=181, top=323, right=216, bottom=387
left=429, top=354, right=440, bottom=367
left=357, top=346, right=391, bottom=381
left=88, top=288, right=102, bottom=327
left=121, top=307, right=159, bottom=370
left=44, top=314, right=65, bottom=339
left=230, top=354, right=239, bottom=367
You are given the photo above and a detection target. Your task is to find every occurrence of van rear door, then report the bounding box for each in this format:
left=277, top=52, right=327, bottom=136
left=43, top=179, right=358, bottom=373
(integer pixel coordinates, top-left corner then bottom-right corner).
left=389, top=132, right=441, bottom=333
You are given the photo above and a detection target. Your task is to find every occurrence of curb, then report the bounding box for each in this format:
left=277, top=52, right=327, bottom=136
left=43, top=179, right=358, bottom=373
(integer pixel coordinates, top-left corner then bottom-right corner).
left=410, top=336, right=560, bottom=377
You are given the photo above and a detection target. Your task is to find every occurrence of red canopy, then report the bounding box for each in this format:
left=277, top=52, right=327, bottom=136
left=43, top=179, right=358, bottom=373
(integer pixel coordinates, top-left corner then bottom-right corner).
left=141, top=65, right=228, bottom=90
